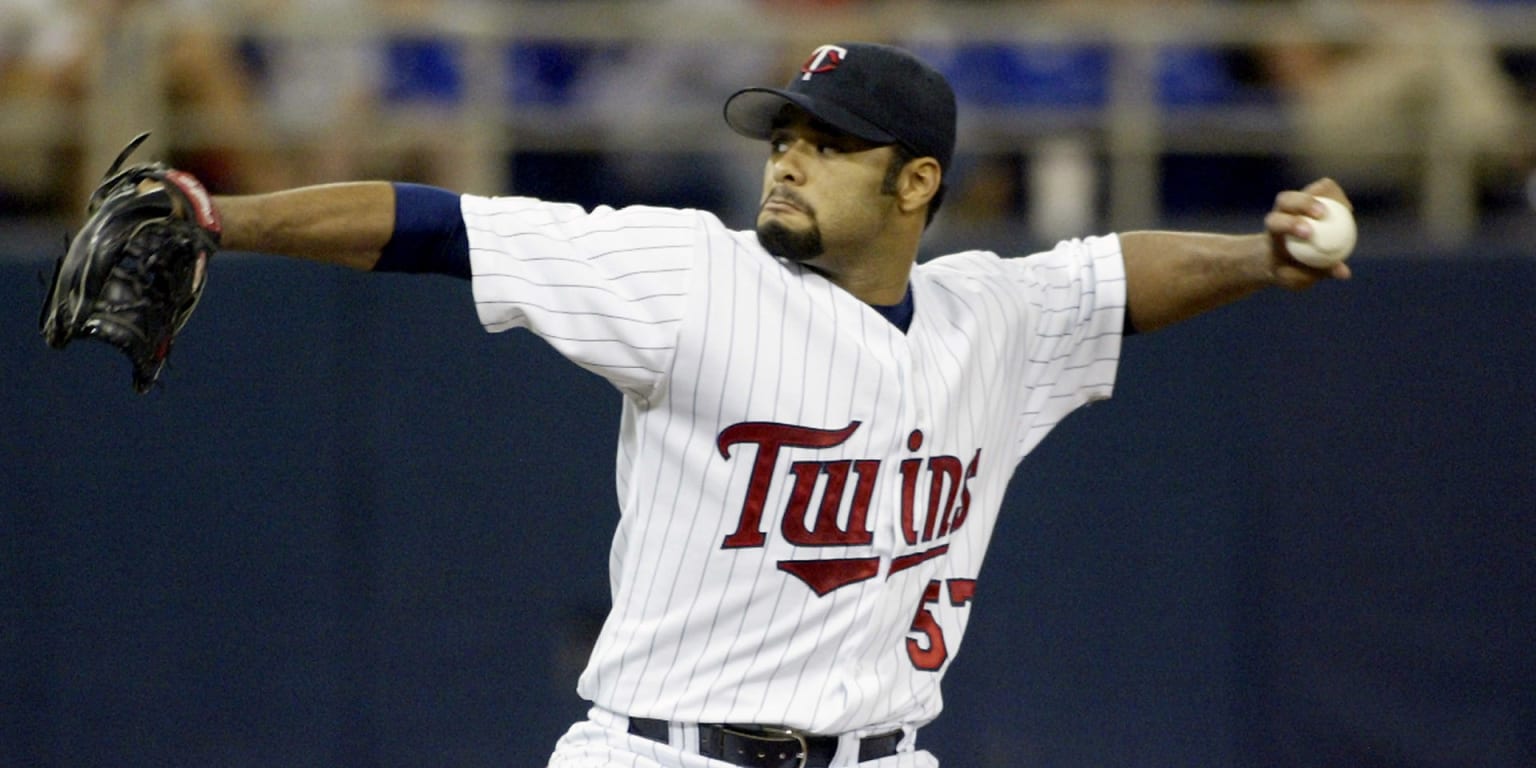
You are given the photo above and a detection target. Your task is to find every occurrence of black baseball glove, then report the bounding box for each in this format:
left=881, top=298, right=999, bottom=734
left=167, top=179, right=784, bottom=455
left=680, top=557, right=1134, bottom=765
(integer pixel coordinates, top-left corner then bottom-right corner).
left=40, top=132, right=222, bottom=393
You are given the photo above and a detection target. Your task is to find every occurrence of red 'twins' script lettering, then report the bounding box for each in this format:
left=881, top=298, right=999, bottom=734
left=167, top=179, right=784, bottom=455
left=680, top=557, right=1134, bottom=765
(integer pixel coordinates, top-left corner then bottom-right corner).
left=716, top=420, right=982, bottom=596
left=718, top=421, right=861, bottom=548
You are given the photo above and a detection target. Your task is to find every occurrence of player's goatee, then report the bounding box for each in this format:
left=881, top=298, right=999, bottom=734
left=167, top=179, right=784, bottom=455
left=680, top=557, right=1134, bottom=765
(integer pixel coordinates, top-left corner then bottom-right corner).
left=757, top=220, right=824, bottom=262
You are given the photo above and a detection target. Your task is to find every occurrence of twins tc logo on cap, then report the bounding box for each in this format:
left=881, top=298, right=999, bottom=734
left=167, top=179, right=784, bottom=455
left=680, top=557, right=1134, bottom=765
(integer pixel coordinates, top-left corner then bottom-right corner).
left=724, top=42, right=957, bottom=171
left=800, top=44, right=848, bottom=81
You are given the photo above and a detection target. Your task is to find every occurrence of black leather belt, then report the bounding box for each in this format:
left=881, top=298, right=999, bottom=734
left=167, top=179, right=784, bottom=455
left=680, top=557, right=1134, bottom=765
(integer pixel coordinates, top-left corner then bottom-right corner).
left=627, top=716, right=903, bottom=768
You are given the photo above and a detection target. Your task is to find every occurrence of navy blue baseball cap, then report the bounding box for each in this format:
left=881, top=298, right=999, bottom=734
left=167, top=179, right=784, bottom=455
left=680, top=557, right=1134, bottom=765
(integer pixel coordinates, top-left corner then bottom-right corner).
left=724, top=42, right=957, bottom=171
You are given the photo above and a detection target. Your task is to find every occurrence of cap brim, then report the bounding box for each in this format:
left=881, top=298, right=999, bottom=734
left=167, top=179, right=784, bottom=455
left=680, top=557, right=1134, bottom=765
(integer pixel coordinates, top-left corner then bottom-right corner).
left=723, top=88, right=899, bottom=146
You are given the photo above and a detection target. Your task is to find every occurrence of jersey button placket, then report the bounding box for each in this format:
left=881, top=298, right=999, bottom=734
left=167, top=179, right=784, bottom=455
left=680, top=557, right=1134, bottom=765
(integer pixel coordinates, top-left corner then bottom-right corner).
left=888, top=343, right=925, bottom=576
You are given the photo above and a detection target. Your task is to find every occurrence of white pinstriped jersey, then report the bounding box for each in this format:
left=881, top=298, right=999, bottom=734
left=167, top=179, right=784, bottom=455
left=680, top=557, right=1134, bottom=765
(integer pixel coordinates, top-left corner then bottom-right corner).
left=462, top=194, right=1125, bottom=740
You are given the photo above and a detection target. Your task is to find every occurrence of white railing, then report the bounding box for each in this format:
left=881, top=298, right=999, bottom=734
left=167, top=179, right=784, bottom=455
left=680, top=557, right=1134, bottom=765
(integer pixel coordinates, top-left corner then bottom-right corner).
left=5, top=1, right=1534, bottom=245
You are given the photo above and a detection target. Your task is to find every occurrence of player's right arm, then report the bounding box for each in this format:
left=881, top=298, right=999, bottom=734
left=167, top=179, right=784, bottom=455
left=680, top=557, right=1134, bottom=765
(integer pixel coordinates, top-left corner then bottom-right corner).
left=214, top=181, right=397, bottom=270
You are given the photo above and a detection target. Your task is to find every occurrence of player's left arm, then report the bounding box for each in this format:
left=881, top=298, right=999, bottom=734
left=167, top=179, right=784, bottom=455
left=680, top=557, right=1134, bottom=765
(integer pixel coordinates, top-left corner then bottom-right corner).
left=1120, top=178, right=1351, bottom=333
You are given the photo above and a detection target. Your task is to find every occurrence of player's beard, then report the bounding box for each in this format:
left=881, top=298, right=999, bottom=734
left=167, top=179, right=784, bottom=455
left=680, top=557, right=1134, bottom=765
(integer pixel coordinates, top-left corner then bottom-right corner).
left=756, top=191, right=824, bottom=262
left=757, top=219, right=824, bottom=262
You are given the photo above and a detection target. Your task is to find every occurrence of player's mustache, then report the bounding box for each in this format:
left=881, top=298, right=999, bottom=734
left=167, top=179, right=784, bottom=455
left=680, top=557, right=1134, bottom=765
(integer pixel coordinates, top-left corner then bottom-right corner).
left=762, top=188, right=815, bottom=217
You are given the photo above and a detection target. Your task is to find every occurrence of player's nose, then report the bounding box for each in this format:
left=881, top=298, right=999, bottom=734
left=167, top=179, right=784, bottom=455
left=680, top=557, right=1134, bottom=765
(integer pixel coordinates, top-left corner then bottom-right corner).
left=771, top=143, right=808, bottom=185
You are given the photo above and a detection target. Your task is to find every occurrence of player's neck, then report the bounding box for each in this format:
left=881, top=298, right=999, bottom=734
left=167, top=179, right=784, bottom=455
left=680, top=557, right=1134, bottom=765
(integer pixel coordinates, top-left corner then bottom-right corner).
left=807, top=227, right=919, bottom=305
left=847, top=268, right=913, bottom=306
left=802, top=255, right=912, bottom=306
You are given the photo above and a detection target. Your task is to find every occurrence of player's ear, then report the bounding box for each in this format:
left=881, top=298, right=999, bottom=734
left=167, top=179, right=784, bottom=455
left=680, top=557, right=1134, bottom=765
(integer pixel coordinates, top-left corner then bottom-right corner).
left=898, top=158, right=942, bottom=216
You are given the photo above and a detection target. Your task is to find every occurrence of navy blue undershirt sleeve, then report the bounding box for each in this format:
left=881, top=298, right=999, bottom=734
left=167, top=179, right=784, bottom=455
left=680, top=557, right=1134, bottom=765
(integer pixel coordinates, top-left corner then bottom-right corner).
left=373, top=182, right=471, bottom=279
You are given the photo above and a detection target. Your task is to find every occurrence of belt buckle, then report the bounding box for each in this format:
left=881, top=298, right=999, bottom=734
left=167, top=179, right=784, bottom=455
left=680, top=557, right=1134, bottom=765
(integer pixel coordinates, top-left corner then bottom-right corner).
left=720, top=725, right=809, bottom=768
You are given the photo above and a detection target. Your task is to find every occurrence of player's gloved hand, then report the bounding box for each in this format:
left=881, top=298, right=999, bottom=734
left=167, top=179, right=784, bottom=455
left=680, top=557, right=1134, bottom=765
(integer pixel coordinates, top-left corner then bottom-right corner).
left=40, top=132, right=222, bottom=393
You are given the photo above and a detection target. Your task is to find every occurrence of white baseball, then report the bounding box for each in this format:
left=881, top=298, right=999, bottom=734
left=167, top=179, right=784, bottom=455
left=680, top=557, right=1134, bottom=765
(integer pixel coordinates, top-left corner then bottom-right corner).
left=1284, top=196, right=1356, bottom=268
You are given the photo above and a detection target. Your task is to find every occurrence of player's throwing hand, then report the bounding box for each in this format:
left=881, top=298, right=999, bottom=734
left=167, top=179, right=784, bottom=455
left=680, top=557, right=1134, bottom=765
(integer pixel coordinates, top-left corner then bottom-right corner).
left=1265, top=178, right=1355, bottom=288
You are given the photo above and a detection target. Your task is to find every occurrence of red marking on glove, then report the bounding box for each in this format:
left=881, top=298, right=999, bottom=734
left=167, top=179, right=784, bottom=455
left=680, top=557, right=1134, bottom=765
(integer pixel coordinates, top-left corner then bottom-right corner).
left=164, top=170, right=222, bottom=235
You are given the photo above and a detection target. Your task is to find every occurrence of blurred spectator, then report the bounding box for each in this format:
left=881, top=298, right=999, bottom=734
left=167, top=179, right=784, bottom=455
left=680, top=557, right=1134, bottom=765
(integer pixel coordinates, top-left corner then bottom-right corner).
left=909, top=26, right=1110, bottom=237
left=911, top=0, right=1280, bottom=236
left=1258, top=0, right=1529, bottom=206
left=234, top=0, right=378, bottom=185
left=237, top=0, right=484, bottom=187
left=0, top=0, right=83, bottom=211
left=512, top=0, right=813, bottom=224
left=0, top=0, right=286, bottom=214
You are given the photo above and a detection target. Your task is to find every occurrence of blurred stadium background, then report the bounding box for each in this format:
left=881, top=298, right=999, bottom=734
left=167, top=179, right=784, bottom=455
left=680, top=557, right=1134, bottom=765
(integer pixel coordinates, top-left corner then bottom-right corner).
left=3, top=1, right=1533, bottom=766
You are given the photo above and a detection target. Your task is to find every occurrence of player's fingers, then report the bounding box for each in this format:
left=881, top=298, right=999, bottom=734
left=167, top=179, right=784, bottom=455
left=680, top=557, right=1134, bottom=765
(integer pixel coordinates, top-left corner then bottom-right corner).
left=1273, top=190, right=1326, bottom=218
left=1273, top=256, right=1352, bottom=290
left=1265, top=208, right=1313, bottom=241
left=1300, top=177, right=1351, bottom=209
left=1272, top=264, right=1321, bottom=290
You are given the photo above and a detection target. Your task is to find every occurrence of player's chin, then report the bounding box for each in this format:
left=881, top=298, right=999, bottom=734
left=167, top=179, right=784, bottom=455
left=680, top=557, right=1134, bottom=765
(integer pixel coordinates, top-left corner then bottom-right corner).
left=757, top=206, right=805, bottom=230
left=757, top=219, right=824, bottom=263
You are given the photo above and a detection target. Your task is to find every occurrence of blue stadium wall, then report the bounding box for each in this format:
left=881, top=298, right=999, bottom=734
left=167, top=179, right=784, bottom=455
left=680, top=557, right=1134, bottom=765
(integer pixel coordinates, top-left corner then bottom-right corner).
left=2, top=235, right=1532, bottom=767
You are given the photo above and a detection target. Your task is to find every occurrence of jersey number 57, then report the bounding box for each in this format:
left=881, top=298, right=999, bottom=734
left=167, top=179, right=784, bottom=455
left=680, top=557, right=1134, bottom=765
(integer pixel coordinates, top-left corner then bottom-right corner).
left=906, top=578, right=977, bottom=671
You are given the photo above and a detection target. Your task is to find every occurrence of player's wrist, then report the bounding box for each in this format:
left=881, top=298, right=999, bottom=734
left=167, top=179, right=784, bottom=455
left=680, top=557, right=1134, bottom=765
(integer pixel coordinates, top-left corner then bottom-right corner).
left=161, top=170, right=222, bottom=240
left=1222, top=232, right=1282, bottom=288
left=132, top=170, right=223, bottom=244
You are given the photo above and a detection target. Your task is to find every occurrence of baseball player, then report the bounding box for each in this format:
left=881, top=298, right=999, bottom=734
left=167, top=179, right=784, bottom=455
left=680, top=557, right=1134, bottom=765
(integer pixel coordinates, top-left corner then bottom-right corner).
left=175, top=41, right=1350, bottom=768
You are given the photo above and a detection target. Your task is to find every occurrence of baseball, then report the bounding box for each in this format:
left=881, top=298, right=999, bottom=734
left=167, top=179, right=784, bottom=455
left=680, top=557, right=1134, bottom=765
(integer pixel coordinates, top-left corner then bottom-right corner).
left=1284, top=196, right=1356, bottom=268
